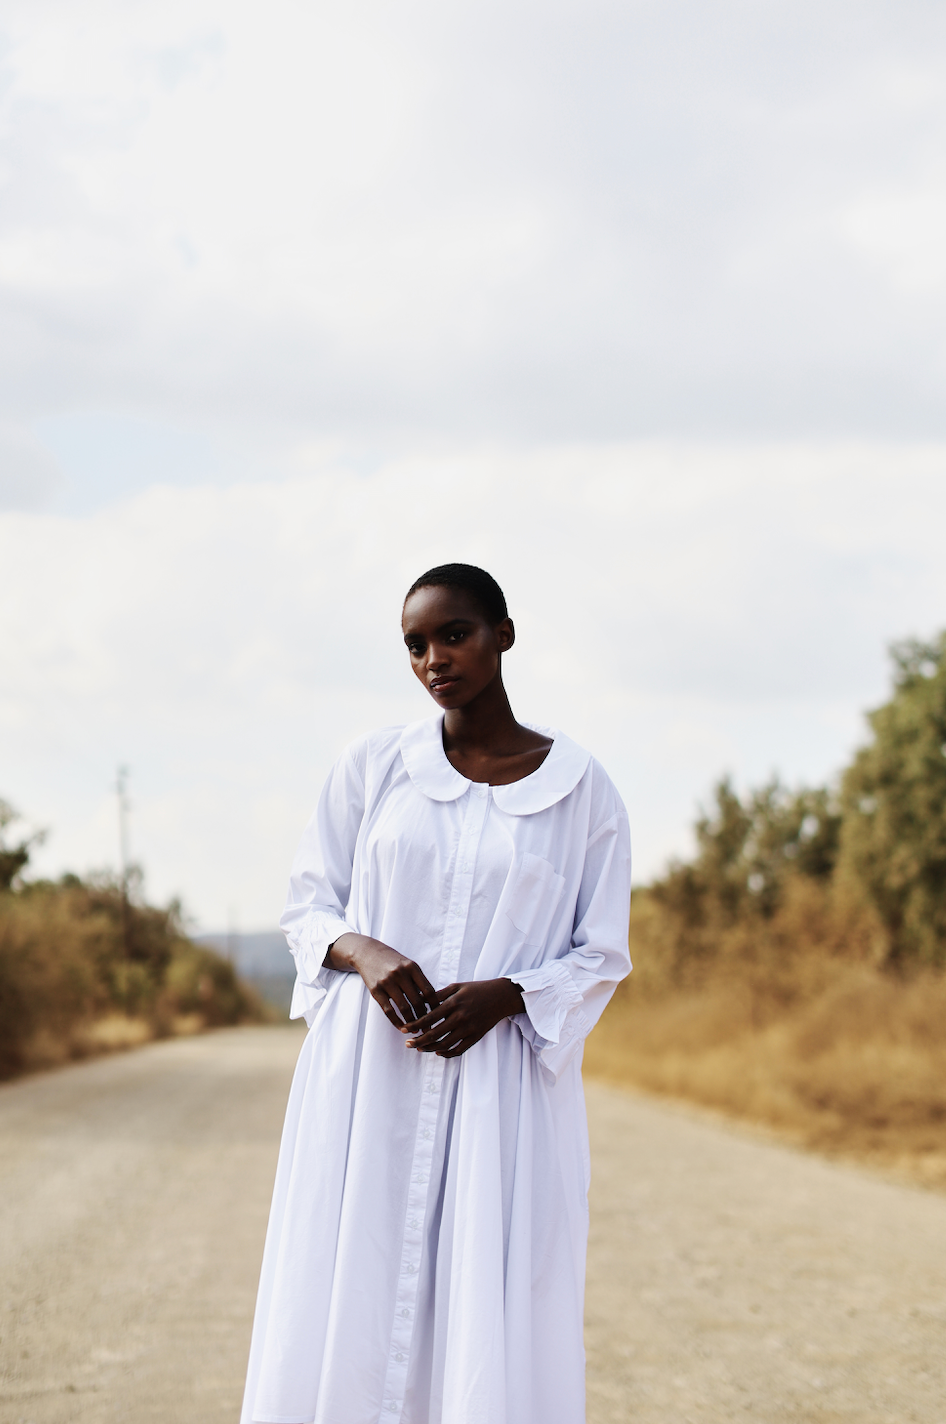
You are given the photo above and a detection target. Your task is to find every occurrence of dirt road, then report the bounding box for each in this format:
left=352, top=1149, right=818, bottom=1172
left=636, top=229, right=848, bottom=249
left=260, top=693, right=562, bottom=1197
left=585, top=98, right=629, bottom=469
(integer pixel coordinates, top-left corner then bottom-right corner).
left=1, top=1027, right=944, bottom=1424
left=585, top=1086, right=946, bottom=1423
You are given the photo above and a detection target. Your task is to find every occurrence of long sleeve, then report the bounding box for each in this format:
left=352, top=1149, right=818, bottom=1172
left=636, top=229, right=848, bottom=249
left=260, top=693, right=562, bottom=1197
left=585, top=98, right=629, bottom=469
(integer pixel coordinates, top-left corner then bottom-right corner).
left=512, top=806, right=631, bottom=1081
left=279, top=744, right=366, bottom=1024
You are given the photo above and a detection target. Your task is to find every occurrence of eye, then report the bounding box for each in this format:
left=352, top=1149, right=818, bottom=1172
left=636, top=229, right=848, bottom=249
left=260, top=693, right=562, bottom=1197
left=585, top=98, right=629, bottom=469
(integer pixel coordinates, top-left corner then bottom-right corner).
left=446, top=630, right=465, bottom=644
left=405, top=641, right=424, bottom=656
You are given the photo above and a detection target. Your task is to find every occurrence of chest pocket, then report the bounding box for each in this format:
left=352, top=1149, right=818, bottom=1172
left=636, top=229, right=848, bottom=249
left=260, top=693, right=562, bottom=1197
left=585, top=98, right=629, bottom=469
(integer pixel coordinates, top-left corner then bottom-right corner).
left=504, top=853, right=566, bottom=948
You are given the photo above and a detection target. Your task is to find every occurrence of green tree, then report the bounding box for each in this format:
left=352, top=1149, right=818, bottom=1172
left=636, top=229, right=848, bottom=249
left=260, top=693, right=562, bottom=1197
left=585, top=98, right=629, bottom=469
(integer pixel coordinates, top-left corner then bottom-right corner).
left=0, top=800, right=43, bottom=891
left=650, top=775, right=841, bottom=946
left=839, top=634, right=946, bottom=966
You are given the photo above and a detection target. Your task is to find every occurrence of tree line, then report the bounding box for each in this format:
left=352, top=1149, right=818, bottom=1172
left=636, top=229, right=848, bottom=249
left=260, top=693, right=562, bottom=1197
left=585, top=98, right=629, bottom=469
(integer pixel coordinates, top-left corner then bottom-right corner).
left=0, top=808, right=263, bottom=1077
left=642, top=631, right=946, bottom=978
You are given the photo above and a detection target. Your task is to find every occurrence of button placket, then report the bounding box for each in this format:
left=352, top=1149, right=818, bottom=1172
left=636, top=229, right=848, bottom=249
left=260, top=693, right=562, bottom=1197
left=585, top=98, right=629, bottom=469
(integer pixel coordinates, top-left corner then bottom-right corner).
left=436, top=786, right=489, bottom=990
left=380, top=1050, right=441, bottom=1416
left=378, top=785, right=490, bottom=1423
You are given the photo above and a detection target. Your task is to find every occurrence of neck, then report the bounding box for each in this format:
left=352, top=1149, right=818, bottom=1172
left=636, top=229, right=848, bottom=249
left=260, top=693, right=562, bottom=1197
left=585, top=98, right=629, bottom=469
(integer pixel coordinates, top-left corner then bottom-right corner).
left=442, top=677, right=519, bottom=752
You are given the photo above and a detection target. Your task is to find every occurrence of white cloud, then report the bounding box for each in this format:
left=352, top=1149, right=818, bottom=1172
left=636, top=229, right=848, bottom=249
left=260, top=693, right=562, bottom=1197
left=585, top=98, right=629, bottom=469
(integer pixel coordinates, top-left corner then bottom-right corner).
left=0, top=425, right=62, bottom=508
left=841, top=189, right=946, bottom=292
left=2, top=0, right=946, bottom=443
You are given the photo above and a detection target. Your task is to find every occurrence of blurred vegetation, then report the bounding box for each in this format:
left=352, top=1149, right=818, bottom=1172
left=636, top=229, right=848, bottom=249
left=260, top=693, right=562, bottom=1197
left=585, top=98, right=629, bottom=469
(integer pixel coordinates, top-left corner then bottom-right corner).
left=0, top=803, right=266, bottom=1079
left=839, top=633, right=946, bottom=966
left=587, top=634, right=946, bottom=1187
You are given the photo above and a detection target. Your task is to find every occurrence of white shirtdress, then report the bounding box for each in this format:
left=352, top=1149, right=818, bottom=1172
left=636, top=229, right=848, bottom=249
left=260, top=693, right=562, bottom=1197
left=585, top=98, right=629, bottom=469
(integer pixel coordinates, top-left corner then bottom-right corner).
left=240, top=714, right=632, bottom=1424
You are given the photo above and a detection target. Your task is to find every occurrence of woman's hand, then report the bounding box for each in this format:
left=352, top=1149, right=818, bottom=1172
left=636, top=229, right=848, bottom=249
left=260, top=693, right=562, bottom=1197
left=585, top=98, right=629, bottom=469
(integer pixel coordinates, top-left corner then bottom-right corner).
left=326, top=933, right=438, bottom=1031
left=403, top=979, right=525, bottom=1058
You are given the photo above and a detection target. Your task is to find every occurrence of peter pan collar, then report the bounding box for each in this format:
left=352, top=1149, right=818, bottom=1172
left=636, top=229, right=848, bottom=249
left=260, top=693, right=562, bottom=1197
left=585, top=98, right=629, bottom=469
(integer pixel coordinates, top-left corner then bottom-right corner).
left=399, top=714, right=591, bottom=816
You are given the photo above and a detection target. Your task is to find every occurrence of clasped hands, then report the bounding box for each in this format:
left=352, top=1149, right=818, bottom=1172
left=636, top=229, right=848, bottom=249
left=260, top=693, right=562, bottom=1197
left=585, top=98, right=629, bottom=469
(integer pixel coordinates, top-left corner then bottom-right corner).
left=325, top=934, right=524, bottom=1059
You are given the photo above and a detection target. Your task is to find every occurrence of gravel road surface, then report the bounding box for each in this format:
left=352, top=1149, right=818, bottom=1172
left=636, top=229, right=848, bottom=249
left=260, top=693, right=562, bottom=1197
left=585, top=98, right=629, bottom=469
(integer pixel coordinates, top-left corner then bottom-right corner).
left=1, top=1026, right=944, bottom=1424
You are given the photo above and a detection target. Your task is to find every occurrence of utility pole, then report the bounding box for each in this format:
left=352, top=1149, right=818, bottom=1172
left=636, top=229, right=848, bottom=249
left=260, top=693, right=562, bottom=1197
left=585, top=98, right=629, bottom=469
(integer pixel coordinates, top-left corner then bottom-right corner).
left=116, top=765, right=132, bottom=957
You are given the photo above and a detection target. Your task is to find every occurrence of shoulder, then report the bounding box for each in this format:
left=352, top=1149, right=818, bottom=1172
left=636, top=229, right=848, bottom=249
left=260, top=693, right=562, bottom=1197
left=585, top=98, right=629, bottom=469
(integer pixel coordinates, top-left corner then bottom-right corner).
left=336, top=723, right=408, bottom=781
left=583, top=756, right=628, bottom=830
left=541, top=724, right=626, bottom=821
left=562, top=738, right=626, bottom=827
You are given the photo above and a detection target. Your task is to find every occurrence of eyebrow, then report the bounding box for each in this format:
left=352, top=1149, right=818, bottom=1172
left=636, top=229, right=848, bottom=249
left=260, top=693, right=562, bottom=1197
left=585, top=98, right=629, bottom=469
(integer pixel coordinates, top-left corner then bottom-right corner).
left=403, top=617, right=475, bottom=641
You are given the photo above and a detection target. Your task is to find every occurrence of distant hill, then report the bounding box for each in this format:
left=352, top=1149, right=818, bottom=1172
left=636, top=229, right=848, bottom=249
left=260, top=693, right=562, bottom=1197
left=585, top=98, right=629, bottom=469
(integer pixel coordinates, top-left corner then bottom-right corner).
left=196, top=930, right=295, bottom=1012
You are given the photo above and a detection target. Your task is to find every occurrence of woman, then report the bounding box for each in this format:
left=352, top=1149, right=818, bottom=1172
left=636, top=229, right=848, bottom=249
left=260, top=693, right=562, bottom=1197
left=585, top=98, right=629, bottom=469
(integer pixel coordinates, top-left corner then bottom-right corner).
left=241, top=563, right=631, bottom=1424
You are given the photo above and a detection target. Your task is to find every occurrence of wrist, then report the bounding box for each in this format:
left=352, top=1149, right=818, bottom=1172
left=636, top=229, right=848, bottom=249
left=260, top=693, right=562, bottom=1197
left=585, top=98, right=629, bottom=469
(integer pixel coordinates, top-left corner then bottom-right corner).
left=500, top=976, right=525, bottom=1017
left=325, top=932, right=366, bottom=972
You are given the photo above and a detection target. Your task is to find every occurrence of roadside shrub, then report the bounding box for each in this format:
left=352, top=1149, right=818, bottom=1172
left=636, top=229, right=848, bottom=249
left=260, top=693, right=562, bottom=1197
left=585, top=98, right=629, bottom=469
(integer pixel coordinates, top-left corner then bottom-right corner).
left=0, top=874, right=264, bottom=1078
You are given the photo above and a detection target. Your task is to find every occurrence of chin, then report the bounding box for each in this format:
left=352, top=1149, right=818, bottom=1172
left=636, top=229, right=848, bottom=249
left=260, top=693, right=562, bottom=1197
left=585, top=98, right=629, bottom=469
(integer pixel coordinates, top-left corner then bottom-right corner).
left=432, top=687, right=469, bottom=708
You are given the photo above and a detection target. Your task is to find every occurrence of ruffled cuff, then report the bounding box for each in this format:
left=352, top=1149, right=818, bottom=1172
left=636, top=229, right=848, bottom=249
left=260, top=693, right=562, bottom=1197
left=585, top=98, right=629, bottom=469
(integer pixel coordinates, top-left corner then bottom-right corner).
left=511, top=960, right=582, bottom=1041
left=283, top=910, right=354, bottom=1024
left=508, top=961, right=593, bottom=1083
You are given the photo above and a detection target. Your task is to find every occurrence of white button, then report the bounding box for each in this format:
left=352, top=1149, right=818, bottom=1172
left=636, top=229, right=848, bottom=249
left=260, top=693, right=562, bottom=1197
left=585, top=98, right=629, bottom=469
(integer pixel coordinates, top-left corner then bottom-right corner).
left=421, top=1128, right=432, bottom=1140
left=395, top=1352, right=406, bottom=1362
left=407, top=1217, right=419, bottom=1230
left=386, top=1402, right=399, bottom=1412
left=399, top=1307, right=410, bottom=1318
left=406, top=1263, right=417, bottom=1274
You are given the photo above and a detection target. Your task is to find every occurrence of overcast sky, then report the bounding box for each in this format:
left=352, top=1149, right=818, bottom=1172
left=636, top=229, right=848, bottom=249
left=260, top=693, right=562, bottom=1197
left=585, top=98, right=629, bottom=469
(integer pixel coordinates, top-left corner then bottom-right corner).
left=2, top=0, right=946, bottom=929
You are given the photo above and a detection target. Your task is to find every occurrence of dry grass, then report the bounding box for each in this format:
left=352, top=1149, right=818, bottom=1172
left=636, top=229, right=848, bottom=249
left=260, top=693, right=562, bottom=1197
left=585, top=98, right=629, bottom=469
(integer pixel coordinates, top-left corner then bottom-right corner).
left=13, top=1006, right=261, bottom=1076
left=585, top=881, right=946, bottom=1190
left=0, top=878, right=267, bottom=1079
left=70, top=1012, right=154, bottom=1052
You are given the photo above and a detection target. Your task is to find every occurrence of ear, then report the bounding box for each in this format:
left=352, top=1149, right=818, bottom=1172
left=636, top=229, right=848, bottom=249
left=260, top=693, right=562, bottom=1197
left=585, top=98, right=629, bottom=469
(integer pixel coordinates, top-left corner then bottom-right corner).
left=496, top=617, right=515, bottom=653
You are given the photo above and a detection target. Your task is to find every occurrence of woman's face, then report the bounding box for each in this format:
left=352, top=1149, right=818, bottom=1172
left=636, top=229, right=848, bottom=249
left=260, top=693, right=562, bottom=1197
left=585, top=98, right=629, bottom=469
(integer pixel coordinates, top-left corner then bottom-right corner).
left=402, top=585, right=514, bottom=710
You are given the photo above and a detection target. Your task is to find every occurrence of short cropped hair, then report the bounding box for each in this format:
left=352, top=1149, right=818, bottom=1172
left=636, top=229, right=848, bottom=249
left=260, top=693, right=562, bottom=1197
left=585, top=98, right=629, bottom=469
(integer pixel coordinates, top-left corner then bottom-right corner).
left=404, top=563, right=508, bottom=625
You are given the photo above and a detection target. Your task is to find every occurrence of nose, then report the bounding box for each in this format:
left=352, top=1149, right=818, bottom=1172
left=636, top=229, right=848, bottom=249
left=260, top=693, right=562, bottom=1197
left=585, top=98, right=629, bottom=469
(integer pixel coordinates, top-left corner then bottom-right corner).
left=426, top=641, right=449, bottom=672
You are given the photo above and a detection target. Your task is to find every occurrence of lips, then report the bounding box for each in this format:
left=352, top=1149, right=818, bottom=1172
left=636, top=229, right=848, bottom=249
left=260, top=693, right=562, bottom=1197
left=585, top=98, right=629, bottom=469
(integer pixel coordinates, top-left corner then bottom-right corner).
left=429, top=676, right=459, bottom=693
